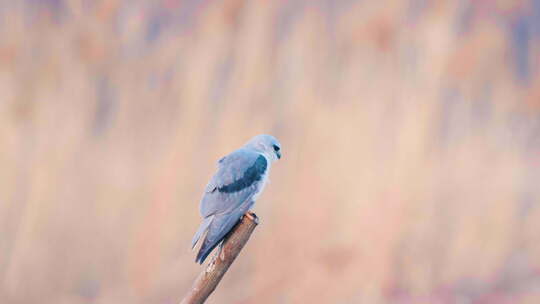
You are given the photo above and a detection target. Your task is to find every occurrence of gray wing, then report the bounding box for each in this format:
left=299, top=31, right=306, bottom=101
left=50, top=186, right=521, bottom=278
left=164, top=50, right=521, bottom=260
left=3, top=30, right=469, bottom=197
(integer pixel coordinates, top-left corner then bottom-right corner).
left=200, top=148, right=267, bottom=217
left=192, top=148, right=268, bottom=264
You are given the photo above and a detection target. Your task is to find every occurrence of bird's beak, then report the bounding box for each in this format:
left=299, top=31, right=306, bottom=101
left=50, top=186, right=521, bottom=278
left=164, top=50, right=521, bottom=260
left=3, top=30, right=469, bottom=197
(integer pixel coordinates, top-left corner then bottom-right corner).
left=276, top=151, right=281, bottom=159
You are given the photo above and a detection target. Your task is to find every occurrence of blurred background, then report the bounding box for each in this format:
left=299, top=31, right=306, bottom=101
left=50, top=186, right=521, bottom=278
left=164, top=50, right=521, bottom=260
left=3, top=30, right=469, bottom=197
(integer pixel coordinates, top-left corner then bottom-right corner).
left=1, top=0, right=540, bottom=303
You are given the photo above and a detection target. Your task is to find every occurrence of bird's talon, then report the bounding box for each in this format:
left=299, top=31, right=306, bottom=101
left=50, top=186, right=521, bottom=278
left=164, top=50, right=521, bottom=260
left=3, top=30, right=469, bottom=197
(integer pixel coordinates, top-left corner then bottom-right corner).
left=245, top=212, right=259, bottom=224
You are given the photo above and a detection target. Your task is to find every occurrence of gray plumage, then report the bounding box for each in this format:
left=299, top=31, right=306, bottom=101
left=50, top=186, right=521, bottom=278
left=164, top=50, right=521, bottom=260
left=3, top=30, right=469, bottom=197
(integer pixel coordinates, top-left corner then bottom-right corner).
left=192, top=134, right=282, bottom=264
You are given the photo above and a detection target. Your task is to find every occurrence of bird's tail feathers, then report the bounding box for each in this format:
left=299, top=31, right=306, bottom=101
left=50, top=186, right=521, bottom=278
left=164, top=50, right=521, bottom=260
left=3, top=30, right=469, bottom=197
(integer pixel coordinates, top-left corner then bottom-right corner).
left=191, top=215, right=214, bottom=249
left=195, top=211, right=243, bottom=264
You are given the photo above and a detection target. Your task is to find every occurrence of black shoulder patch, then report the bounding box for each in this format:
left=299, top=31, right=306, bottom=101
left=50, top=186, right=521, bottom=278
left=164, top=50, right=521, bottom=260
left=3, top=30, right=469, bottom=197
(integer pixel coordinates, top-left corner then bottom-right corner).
left=218, top=155, right=267, bottom=193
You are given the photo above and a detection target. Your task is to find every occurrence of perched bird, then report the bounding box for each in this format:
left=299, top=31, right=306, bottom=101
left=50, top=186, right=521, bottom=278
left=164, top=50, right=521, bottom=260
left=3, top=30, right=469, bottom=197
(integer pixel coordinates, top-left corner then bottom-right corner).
left=191, top=134, right=282, bottom=264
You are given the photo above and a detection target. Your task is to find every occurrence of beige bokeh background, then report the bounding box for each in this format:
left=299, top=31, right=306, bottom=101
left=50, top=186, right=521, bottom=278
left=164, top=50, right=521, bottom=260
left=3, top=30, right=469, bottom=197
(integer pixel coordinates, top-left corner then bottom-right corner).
left=1, top=0, right=540, bottom=303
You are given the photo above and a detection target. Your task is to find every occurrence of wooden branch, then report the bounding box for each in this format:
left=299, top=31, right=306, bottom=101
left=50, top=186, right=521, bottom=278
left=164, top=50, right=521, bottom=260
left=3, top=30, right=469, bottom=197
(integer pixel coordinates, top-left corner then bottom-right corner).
left=180, top=212, right=259, bottom=304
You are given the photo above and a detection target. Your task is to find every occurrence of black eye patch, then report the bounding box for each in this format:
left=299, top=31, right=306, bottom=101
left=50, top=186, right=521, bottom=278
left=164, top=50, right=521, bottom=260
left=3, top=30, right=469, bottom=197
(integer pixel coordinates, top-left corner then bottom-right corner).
left=273, top=145, right=280, bottom=151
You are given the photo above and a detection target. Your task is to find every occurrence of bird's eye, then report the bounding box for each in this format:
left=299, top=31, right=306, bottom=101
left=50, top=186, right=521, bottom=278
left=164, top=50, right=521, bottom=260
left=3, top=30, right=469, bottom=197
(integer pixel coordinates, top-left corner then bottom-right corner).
left=273, top=145, right=280, bottom=152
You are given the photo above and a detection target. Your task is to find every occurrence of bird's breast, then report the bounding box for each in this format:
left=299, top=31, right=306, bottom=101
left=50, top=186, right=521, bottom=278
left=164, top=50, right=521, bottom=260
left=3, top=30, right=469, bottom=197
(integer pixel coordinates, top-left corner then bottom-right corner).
left=252, top=169, right=269, bottom=202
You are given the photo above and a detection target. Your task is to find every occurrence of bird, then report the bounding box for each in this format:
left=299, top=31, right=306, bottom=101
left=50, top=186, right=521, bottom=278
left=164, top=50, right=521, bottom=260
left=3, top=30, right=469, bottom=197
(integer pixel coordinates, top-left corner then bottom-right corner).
left=191, top=134, right=282, bottom=264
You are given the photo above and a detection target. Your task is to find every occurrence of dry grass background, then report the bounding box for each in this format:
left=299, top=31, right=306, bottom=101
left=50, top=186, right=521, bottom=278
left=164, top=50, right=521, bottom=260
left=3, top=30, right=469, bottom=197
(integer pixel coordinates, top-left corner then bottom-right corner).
left=1, top=0, right=540, bottom=303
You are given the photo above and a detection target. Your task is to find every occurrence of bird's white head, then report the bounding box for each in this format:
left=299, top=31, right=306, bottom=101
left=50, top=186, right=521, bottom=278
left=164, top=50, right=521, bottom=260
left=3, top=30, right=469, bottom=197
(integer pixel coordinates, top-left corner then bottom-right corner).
left=244, top=134, right=282, bottom=162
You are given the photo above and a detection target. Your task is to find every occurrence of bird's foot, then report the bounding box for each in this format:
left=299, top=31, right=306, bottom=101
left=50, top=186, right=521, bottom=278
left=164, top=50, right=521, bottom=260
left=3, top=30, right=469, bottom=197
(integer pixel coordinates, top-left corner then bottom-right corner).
left=244, top=211, right=259, bottom=224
